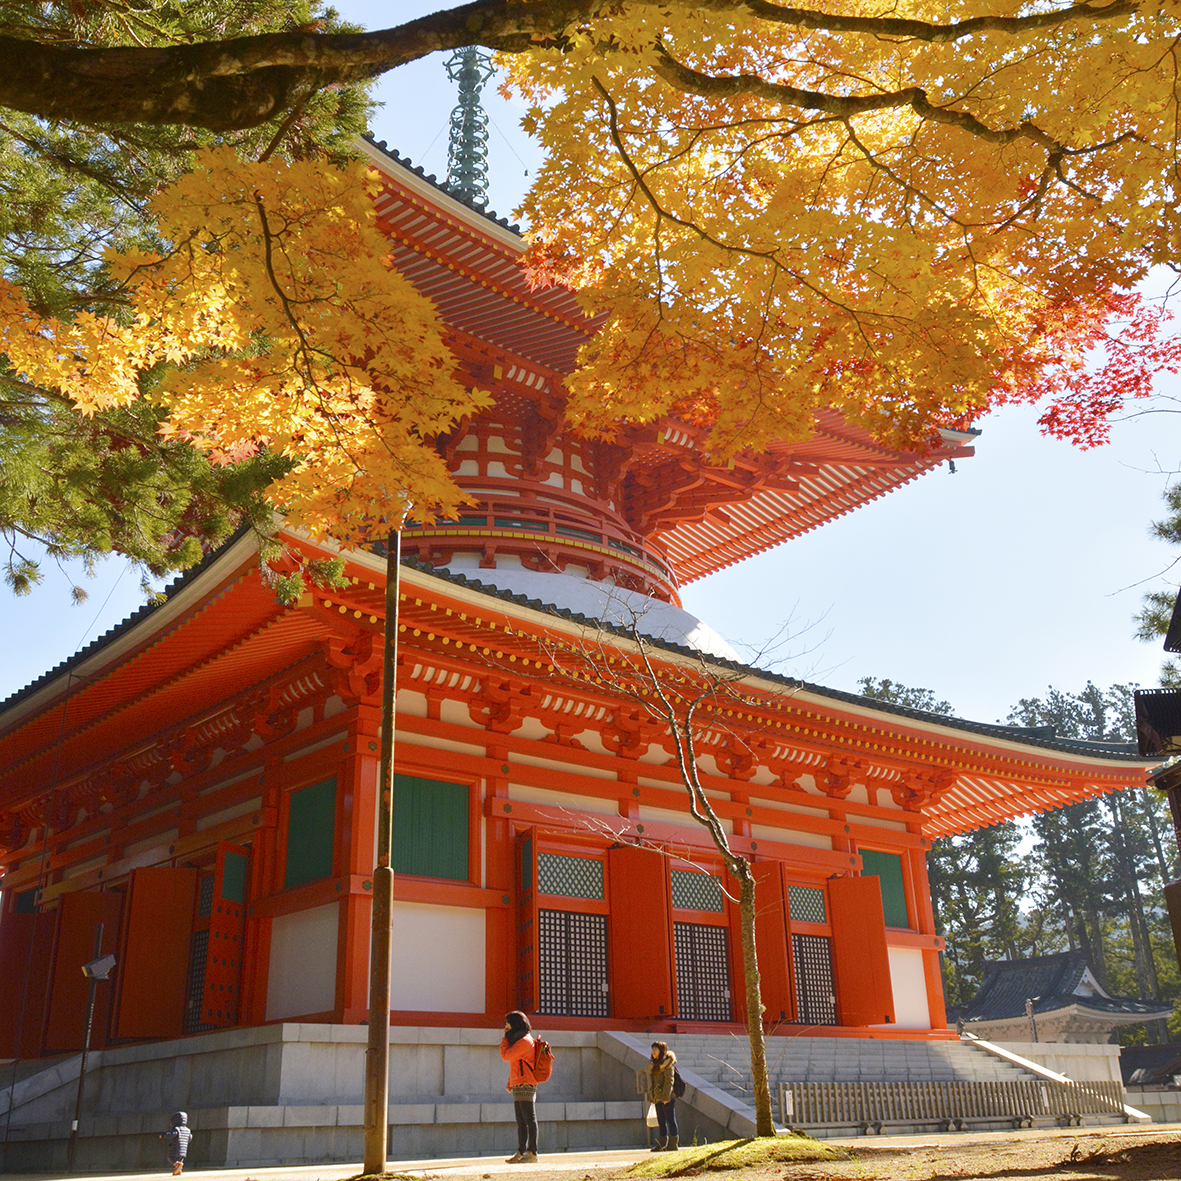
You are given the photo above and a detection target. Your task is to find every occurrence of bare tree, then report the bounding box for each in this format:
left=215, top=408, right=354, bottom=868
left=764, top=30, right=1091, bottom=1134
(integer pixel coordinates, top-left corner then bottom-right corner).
left=512, top=594, right=809, bottom=1139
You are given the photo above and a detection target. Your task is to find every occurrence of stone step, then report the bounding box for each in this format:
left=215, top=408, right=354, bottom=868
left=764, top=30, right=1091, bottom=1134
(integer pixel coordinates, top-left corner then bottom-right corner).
left=660, top=1034, right=1038, bottom=1093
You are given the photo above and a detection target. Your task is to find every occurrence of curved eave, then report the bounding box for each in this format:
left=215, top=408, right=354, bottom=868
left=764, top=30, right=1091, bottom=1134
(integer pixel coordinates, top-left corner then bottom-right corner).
left=1, top=537, right=1146, bottom=836
left=342, top=555, right=1152, bottom=833
left=0, top=530, right=261, bottom=734
left=660, top=443, right=975, bottom=582
left=0, top=540, right=327, bottom=810
left=358, top=137, right=595, bottom=376
left=966, top=1001, right=1174, bottom=1029
left=360, top=138, right=988, bottom=578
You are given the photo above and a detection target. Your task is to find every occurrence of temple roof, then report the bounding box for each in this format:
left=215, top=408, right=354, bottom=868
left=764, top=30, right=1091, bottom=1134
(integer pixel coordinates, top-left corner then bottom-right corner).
left=950, top=951, right=1171, bottom=1027
left=0, top=538, right=1149, bottom=844
left=358, top=137, right=980, bottom=586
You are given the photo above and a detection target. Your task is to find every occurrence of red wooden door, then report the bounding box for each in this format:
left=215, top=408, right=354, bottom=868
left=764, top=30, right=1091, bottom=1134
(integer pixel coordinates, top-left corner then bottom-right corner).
left=115, top=867, right=198, bottom=1039
left=44, top=891, right=123, bottom=1051
left=750, top=860, right=794, bottom=1023
left=829, top=874, right=895, bottom=1027
left=0, top=910, right=56, bottom=1057
left=200, top=842, right=250, bottom=1027
left=607, top=844, right=675, bottom=1019
left=515, top=828, right=539, bottom=1012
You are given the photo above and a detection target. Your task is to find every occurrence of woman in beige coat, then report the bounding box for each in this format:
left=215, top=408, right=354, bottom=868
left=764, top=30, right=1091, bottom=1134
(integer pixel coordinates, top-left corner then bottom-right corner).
left=647, top=1042, right=679, bottom=1151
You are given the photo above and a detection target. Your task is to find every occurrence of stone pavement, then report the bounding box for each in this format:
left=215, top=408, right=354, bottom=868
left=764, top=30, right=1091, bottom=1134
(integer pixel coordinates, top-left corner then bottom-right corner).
left=0, top=1146, right=653, bottom=1181
left=6, top=1123, right=1181, bottom=1181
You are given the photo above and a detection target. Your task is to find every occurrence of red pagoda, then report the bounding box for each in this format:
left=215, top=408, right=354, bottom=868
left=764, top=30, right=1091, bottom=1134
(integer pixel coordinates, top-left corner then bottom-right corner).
left=0, top=136, right=1153, bottom=1168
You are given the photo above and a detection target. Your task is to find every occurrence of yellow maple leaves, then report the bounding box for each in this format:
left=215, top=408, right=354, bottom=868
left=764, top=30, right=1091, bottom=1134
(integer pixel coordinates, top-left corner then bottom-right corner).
left=504, top=0, right=1177, bottom=456
left=6, top=147, right=488, bottom=543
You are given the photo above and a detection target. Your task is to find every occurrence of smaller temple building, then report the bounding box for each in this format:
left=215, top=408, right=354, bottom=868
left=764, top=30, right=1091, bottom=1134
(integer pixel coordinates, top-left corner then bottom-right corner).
left=950, top=951, right=1172, bottom=1044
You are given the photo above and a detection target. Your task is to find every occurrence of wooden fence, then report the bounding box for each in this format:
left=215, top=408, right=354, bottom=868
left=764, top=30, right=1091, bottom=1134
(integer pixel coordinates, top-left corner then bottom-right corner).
left=777, top=1078, right=1131, bottom=1132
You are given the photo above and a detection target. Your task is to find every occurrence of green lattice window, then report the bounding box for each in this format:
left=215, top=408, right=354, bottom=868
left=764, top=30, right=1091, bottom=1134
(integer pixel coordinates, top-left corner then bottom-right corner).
left=197, top=875, right=215, bottom=917
left=283, top=777, right=337, bottom=888
left=392, top=774, right=470, bottom=881
left=538, top=854, right=604, bottom=899
left=787, top=885, right=826, bottom=924
left=671, top=870, right=725, bottom=912
left=860, top=850, right=909, bottom=928
left=14, top=888, right=36, bottom=914
left=222, top=851, right=248, bottom=904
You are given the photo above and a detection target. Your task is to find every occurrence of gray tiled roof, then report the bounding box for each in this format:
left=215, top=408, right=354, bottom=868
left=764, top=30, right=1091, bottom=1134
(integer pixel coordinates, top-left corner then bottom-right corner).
left=950, top=951, right=1167, bottom=1022
left=0, top=548, right=1147, bottom=768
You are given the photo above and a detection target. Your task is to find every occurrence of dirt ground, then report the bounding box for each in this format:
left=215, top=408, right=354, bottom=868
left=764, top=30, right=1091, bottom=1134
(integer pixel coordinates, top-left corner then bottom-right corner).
left=428, top=1129, right=1181, bottom=1181
left=785, top=1130, right=1181, bottom=1181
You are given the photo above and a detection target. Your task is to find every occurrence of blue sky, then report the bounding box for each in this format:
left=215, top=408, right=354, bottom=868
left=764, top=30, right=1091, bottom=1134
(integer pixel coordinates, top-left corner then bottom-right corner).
left=0, top=13, right=1176, bottom=725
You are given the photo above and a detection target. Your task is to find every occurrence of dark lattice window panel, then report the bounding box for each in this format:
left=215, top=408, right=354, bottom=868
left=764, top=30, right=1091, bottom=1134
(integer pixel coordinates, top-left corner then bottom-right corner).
left=671, top=870, right=725, bottom=913
left=787, top=885, right=826, bottom=925
left=197, top=875, right=215, bottom=918
left=538, top=854, right=604, bottom=899
left=791, top=933, right=837, bottom=1026
left=183, top=929, right=214, bottom=1034
left=674, top=922, right=732, bottom=1021
left=538, top=909, right=609, bottom=1017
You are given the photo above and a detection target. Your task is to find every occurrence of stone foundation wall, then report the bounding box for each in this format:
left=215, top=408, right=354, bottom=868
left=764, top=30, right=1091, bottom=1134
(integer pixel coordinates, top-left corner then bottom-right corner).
left=0, top=1026, right=735, bottom=1171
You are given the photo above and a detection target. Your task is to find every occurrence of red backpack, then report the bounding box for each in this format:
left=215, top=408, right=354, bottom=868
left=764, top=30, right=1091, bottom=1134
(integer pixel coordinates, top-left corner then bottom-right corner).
left=528, top=1038, right=554, bottom=1084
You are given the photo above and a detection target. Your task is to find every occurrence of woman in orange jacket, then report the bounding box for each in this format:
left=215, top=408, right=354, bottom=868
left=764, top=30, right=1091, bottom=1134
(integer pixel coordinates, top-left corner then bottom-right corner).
left=500, top=1010, right=538, bottom=1163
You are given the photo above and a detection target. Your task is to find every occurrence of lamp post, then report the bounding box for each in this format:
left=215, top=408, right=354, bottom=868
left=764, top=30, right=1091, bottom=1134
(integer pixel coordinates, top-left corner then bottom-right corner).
left=1025, top=996, right=1039, bottom=1043
left=68, top=925, right=115, bottom=1172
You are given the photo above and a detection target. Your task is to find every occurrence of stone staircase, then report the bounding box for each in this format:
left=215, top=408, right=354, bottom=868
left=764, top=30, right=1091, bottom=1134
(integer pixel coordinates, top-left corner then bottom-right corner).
left=664, top=1033, right=1028, bottom=1097
left=656, top=1033, right=1137, bottom=1136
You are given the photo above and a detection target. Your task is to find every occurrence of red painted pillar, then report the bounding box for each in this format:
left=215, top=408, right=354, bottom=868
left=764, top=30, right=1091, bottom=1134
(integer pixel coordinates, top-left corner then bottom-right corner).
left=911, top=836, right=949, bottom=1029
left=485, top=741, right=514, bottom=1019
left=339, top=705, right=380, bottom=1022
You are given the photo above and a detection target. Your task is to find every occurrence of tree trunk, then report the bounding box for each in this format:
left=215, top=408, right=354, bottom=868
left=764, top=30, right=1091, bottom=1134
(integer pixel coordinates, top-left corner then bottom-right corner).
left=736, top=866, right=776, bottom=1137
left=1110, top=796, right=1159, bottom=999
left=1143, top=796, right=1178, bottom=880
left=1084, top=905, right=1108, bottom=990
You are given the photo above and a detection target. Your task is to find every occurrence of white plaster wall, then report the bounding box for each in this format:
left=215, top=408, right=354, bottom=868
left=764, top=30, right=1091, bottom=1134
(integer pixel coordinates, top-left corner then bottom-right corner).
left=994, top=1042, right=1123, bottom=1084
left=512, top=718, right=551, bottom=742
left=389, top=901, right=485, bottom=1013
left=854, top=815, right=908, bottom=831
left=440, top=699, right=482, bottom=729
left=885, top=946, right=931, bottom=1030
left=640, top=804, right=731, bottom=833
left=750, top=823, right=831, bottom=849
left=509, top=782, right=618, bottom=816
left=396, top=689, right=429, bottom=717
left=266, top=903, right=339, bottom=1021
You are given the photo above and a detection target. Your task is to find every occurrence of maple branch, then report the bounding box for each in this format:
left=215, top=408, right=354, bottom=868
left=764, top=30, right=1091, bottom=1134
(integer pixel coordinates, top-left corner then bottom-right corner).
left=593, top=76, right=778, bottom=264
left=0, top=0, right=1142, bottom=130
left=593, top=74, right=936, bottom=387
left=735, top=0, right=1137, bottom=42
left=650, top=43, right=1072, bottom=152
left=251, top=194, right=368, bottom=474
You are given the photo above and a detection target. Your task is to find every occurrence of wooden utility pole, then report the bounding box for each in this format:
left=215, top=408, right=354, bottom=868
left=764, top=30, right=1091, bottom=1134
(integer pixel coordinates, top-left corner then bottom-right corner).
left=362, top=530, right=401, bottom=1175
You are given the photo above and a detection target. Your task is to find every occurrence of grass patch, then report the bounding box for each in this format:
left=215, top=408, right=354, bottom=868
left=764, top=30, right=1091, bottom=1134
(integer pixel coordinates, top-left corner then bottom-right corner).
left=346, top=1173, right=424, bottom=1181
left=625, top=1135, right=849, bottom=1176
